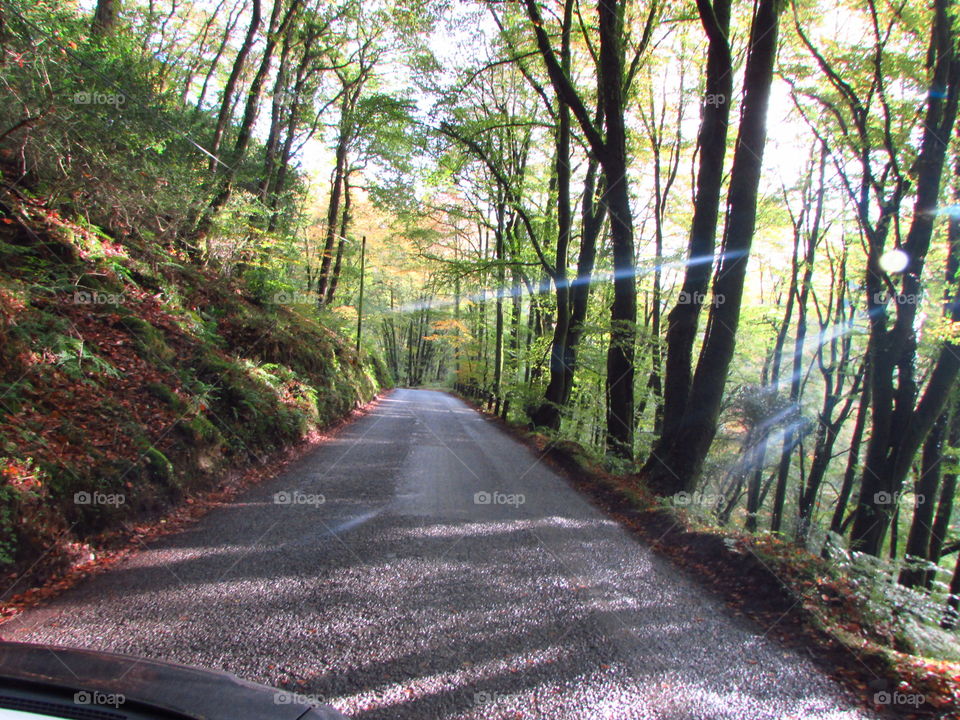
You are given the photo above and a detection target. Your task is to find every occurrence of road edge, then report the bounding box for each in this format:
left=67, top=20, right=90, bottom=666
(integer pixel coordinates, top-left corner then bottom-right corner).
left=0, top=389, right=394, bottom=628
left=447, top=389, right=946, bottom=719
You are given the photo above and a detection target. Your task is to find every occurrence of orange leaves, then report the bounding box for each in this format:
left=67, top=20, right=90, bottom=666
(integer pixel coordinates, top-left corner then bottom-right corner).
left=0, top=459, right=43, bottom=491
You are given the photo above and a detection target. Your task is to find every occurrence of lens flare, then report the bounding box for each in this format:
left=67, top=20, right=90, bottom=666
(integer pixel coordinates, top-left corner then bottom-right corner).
left=879, top=248, right=909, bottom=274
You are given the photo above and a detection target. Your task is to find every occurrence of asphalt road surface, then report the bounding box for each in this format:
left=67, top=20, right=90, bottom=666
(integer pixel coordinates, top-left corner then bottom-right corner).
left=5, top=389, right=879, bottom=719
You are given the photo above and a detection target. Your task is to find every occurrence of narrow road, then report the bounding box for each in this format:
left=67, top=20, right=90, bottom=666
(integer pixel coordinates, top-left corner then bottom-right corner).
left=6, top=389, right=876, bottom=719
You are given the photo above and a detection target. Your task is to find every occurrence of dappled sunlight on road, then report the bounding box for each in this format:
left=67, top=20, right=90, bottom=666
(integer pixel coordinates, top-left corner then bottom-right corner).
left=7, top=390, right=877, bottom=719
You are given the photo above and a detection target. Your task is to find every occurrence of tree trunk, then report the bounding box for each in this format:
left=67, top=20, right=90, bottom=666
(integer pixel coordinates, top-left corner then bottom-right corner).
left=91, top=0, right=119, bottom=38
left=532, top=157, right=603, bottom=429
left=226, top=0, right=297, bottom=173
left=198, top=0, right=297, bottom=241
left=799, top=248, right=859, bottom=542
left=597, top=0, right=637, bottom=458
left=195, top=0, right=243, bottom=114
left=655, top=0, right=732, bottom=441
left=899, top=409, right=949, bottom=587
left=209, top=0, right=261, bottom=168
left=493, top=207, right=506, bottom=415
left=261, top=22, right=296, bottom=203
left=531, top=3, right=574, bottom=429
left=522, top=0, right=636, bottom=457
left=325, top=176, right=351, bottom=305
left=746, top=354, right=777, bottom=532
left=926, top=412, right=959, bottom=588
left=774, top=153, right=826, bottom=536
left=316, top=126, right=349, bottom=305
left=768, top=227, right=802, bottom=532
left=747, top=272, right=796, bottom=531
left=942, top=553, right=960, bottom=629
left=644, top=0, right=783, bottom=493
left=850, top=0, right=960, bottom=553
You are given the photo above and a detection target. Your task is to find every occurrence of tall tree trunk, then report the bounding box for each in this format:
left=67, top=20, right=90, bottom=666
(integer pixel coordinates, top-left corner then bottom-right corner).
left=531, top=1, right=574, bottom=430
left=522, top=0, right=638, bottom=456
left=178, top=0, right=228, bottom=103
left=926, top=408, right=959, bottom=588
left=922, top=158, right=960, bottom=586
left=828, top=374, right=871, bottom=535
left=325, top=176, right=351, bottom=305
left=317, top=63, right=371, bottom=303
left=509, top=268, right=523, bottom=417
left=798, top=365, right=862, bottom=542
left=532, top=157, right=604, bottom=429
left=316, top=126, right=349, bottom=305
left=199, top=0, right=297, bottom=241
left=645, top=0, right=784, bottom=493
left=597, top=0, right=637, bottom=458
left=655, top=0, right=732, bottom=441
left=260, top=22, right=296, bottom=203
left=226, top=0, right=296, bottom=173
left=746, top=279, right=796, bottom=530
left=493, top=206, right=507, bottom=415
left=942, top=553, right=960, bottom=628
left=800, top=249, right=859, bottom=542
left=195, top=0, right=244, bottom=114
left=766, top=227, right=802, bottom=531
left=773, top=161, right=824, bottom=534
left=641, top=77, right=684, bottom=436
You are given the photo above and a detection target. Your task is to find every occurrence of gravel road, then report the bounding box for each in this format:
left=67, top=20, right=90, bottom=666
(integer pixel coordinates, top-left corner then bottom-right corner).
left=4, top=389, right=879, bottom=719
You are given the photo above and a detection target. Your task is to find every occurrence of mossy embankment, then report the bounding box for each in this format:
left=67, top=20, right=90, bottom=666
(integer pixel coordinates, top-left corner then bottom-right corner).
left=0, top=186, right=389, bottom=592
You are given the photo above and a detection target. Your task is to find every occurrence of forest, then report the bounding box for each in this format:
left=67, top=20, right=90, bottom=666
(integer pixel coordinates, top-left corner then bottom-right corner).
left=2, top=0, right=960, bottom=711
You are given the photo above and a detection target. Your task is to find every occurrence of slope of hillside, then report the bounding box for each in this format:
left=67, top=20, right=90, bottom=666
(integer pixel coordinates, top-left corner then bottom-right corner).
left=0, top=178, right=388, bottom=592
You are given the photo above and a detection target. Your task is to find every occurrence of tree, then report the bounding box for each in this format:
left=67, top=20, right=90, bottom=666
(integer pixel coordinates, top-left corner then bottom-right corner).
left=316, top=32, right=381, bottom=305
left=209, top=0, right=262, bottom=169
left=850, top=0, right=960, bottom=555
left=644, top=0, right=785, bottom=493
left=91, top=0, right=119, bottom=38
left=654, top=0, right=732, bottom=447
left=523, top=0, right=649, bottom=457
